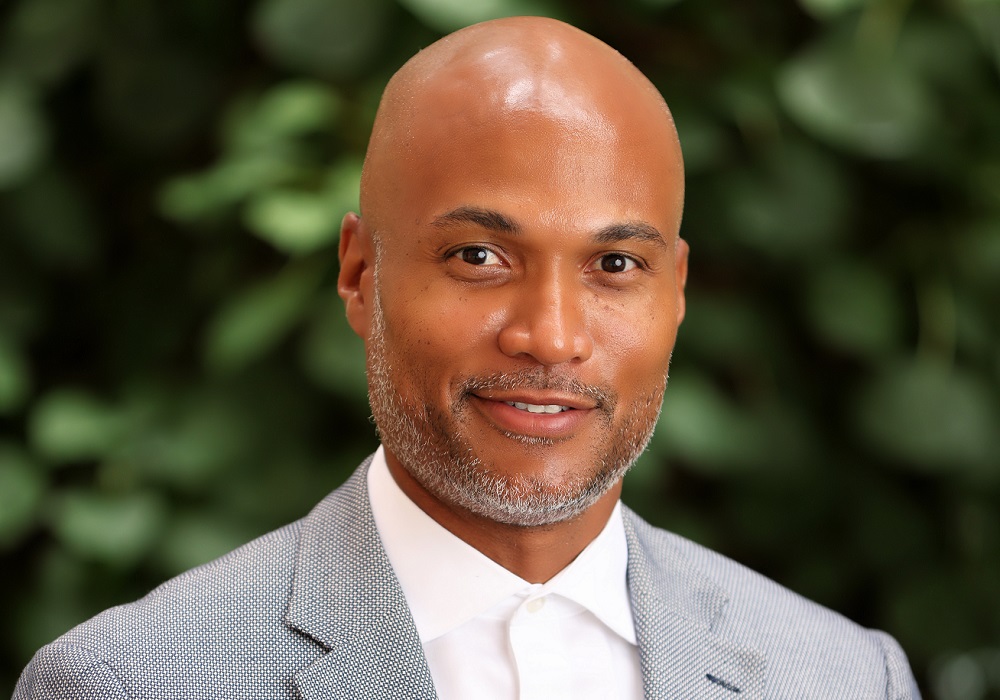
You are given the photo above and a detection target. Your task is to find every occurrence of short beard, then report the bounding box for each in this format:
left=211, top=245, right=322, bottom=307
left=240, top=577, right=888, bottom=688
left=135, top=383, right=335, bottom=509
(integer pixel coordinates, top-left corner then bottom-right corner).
left=365, top=285, right=666, bottom=528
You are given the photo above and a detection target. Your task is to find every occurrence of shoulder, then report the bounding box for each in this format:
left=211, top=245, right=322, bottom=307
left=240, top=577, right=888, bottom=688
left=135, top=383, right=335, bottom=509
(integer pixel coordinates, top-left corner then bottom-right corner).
left=15, top=521, right=311, bottom=700
left=14, top=467, right=373, bottom=700
left=623, top=508, right=921, bottom=699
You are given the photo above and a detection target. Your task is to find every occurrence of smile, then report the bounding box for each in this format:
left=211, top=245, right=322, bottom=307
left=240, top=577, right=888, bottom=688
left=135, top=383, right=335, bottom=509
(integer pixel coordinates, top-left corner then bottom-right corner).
left=506, top=401, right=572, bottom=414
left=468, top=394, right=592, bottom=440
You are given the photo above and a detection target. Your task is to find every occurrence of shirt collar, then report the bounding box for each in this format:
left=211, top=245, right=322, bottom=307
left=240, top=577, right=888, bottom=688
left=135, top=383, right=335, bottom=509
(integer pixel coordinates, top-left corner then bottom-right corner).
left=367, top=446, right=636, bottom=645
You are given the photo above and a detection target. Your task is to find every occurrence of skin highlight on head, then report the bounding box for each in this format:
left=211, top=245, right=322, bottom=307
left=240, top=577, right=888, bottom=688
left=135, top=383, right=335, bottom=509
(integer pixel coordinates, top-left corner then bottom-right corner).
left=338, top=16, right=688, bottom=581
left=360, top=17, right=684, bottom=244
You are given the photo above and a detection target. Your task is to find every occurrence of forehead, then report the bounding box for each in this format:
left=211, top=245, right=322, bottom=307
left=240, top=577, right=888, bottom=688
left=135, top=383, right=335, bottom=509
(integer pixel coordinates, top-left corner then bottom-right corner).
left=360, top=26, right=685, bottom=248
left=386, top=90, right=682, bottom=241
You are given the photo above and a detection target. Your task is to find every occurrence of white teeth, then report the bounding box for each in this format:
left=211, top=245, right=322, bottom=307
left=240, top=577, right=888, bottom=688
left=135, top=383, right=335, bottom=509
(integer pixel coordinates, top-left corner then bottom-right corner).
left=507, top=401, right=570, bottom=414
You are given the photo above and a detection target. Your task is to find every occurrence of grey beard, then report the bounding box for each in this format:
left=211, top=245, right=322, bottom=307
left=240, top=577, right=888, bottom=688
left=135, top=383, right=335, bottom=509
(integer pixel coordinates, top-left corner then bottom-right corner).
left=365, top=286, right=665, bottom=528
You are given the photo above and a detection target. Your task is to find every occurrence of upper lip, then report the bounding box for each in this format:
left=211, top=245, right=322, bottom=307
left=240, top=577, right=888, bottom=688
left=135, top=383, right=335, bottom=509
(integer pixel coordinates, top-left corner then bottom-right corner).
left=471, top=390, right=598, bottom=411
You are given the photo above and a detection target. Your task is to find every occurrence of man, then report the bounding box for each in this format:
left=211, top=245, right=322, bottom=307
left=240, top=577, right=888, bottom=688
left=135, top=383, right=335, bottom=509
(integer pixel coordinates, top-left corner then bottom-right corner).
left=14, top=16, right=920, bottom=700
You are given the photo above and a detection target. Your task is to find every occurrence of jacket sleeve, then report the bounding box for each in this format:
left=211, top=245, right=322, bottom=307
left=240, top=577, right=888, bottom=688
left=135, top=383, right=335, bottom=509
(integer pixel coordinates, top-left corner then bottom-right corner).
left=873, top=630, right=922, bottom=700
left=13, top=643, right=130, bottom=700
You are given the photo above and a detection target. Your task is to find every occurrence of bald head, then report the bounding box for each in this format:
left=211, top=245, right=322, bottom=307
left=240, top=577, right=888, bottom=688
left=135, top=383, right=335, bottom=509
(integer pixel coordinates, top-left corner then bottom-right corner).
left=359, top=16, right=684, bottom=239
left=338, top=17, right=690, bottom=537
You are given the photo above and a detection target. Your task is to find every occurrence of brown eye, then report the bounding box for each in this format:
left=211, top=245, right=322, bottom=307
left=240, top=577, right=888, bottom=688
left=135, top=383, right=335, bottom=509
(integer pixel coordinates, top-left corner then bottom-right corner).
left=453, top=247, right=501, bottom=266
left=599, top=253, right=636, bottom=273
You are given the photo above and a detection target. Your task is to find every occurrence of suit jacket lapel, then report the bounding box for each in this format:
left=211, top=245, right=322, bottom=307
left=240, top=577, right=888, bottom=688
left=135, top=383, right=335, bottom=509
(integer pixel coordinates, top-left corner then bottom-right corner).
left=283, top=459, right=764, bottom=700
left=285, top=458, right=437, bottom=700
left=624, top=509, right=767, bottom=699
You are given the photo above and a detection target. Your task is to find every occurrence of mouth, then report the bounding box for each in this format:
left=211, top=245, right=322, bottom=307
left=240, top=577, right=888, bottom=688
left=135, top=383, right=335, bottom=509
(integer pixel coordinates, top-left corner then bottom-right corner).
left=466, top=391, right=597, bottom=441
left=458, top=371, right=610, bottom=440
left=505, top=401, right=572, bottom=414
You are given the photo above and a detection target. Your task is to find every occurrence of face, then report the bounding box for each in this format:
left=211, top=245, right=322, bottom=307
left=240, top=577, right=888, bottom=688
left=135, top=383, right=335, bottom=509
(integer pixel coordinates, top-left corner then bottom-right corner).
left=342, top=81, right=687, bottom=528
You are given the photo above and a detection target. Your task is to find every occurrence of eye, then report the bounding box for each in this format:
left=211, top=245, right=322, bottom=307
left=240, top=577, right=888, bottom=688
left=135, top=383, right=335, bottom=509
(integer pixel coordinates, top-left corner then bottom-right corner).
left=452, top=246, right=503, bottom=266
left=594, top=253, right=639, bottom=273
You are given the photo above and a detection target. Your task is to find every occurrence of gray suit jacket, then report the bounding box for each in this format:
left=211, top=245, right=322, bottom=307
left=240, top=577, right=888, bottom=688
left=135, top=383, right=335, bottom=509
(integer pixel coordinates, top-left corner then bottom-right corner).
left=14, top=457, right=921, bottom=699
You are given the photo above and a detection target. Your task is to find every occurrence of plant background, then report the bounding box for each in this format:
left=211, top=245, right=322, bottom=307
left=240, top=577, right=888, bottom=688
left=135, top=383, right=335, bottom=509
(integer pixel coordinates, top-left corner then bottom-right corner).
left=1, top=0, right=999, bottom=697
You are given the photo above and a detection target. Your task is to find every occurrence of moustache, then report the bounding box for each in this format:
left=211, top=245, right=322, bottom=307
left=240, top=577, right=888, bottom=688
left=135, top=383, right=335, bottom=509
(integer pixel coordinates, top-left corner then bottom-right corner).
left=458, top=368, right=615, bottom=410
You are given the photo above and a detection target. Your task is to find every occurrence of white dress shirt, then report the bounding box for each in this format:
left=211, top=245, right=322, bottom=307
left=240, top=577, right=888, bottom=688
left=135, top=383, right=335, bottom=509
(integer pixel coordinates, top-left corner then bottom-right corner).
left=367, top=446, right=643, bottom=699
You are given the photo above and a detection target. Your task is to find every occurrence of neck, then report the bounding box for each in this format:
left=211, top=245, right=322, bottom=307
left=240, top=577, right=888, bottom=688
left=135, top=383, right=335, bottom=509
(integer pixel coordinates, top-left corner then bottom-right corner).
left=385, top=454, right=621, bottom=583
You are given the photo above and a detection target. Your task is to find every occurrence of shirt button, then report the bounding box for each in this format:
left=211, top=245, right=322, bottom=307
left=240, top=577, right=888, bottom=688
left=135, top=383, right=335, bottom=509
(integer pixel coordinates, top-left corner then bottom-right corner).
left=525, top=597, right=546, bottom=613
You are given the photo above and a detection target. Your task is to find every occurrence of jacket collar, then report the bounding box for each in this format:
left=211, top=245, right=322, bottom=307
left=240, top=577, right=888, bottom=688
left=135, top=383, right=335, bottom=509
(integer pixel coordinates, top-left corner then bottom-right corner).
left=623, top=508, right=766, bottom=699
left=286, top=457, right=437, bottom=699
left=285, top=458, right=765, bottom=700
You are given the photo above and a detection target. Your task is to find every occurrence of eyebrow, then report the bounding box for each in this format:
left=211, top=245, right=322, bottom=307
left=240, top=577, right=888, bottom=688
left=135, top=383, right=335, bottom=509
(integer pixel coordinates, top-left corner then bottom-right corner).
left=431, top=205, right=667, bottom=248
left=431, top=206, right=520, bottom=234
left=594, top=221, right=668, bottom=249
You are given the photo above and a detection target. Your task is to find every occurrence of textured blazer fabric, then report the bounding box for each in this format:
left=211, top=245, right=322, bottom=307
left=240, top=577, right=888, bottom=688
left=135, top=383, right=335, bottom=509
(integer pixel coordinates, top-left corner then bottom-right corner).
left=14, top=456, right=921, bottom=699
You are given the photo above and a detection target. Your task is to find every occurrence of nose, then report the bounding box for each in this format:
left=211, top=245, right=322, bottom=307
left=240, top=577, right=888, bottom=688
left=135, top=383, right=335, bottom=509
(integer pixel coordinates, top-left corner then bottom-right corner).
left=496, top=274, right=594, bottom=365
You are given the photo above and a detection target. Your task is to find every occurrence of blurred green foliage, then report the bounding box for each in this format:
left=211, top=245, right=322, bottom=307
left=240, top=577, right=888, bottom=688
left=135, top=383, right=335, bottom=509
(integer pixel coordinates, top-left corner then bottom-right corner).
left=1, top=0, right=998, bottom=698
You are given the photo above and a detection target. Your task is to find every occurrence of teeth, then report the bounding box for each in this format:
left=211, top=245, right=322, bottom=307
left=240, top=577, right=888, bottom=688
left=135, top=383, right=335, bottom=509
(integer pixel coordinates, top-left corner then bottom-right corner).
left=507, top=401, right=570, bottom=414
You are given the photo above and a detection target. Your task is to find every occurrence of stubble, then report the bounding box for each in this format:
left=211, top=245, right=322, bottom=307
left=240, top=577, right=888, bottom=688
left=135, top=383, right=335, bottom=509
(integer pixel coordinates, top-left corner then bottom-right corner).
left=365, top=285, right=667, bottom=527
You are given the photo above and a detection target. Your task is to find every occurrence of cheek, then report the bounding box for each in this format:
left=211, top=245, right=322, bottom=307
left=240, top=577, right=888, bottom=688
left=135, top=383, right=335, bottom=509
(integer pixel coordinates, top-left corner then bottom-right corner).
left=420, top=293, right=500, bottom=346
left=383, top=289, right=500, bottom=388
left=590, top=291, right=678, bottom=377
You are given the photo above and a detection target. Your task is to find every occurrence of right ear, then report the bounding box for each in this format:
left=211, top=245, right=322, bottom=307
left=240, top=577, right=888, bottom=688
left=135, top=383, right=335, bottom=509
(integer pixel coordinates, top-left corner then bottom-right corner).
left=338, top=212, right=375, bottom=341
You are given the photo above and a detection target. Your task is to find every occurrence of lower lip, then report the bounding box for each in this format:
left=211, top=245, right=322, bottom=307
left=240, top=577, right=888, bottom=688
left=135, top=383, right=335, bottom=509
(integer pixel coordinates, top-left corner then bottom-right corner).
left=470, top=396, right=594, bottom=439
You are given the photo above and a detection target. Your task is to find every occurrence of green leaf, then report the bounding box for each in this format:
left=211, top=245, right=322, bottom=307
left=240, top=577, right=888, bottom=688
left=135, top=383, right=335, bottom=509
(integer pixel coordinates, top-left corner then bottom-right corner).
left=48, top=490, right=168, bottom=566
left=9, top=549, right=93, bottom=659
left=29, top=390, right=124, bottom=464
left=202, top=257, right=328, bottom=373
left=7, top=168, right=100, bottom=270
left=635, top=0, right=685, bottom=8
left=396, top=0, right=563, bottom=33
left=0, top=81, right=49, bottom=189
left=796, top=0, right=866, bottom=21
left=159, top=83, right=341, bottom=225
left=299, top=292, right=369, bottom=401
left=969, top=162, right=1000, bottom=216
left=0, top=335, right=31, bottom=414
left=121, top=388, right=249, bottom=490
left=679, top=294, right=776, bottom=367
left=0, top=277, right=43, bottom=344
left=673, top=108, right=730, bottom=173
left=154, top=511, right=257, bottom=574
left=253, top=0, right=391, bottom=78
left=1, top=0, right=98, bottom=85
left=955, top=222, right=1000, bottom=294
left=653, top=371, right=771, bottom=474
left=244, top=189, right=341, bottom=255
left=243, top=158, right=361, bottom=255
left=777, top=38, right=935, bottom=158
left=95, top=48, right=217, bottom=151
left=0, top=443, right=45, bottom=546
left=855, top=359, right=1000, bottom=476
left=724, top=139, right=851, bottom=257
left=887, top=572, right=981, bottom=659
left=803, top=260, right=904, bottom=357
left=224, top=81, right=342, bottom=154
left=961, top=2, right=1000, bottom=78
left=322, top=158, right=363, bottom=225
left=159, top=154, right=298, bottom=223
left=930, top=652, right=991, bottom=700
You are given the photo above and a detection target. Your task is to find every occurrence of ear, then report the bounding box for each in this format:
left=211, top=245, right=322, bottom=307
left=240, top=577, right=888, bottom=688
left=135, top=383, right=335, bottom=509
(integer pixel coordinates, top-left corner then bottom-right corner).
left=674, top=237, right=689, bottom=325
left=338, top=212, right=375, bottom=341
